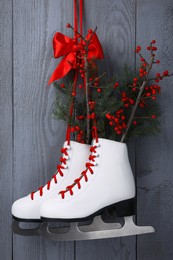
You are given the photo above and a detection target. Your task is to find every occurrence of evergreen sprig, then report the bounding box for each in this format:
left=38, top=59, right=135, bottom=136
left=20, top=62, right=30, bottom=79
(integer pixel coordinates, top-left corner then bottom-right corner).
left=53, top=40, right=172, bottom=143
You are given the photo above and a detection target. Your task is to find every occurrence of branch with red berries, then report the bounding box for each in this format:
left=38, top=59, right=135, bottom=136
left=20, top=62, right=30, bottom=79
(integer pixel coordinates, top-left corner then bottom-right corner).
left=53, top=39, right=172, bottom=143
left=104, top=40, right=173, bottom=142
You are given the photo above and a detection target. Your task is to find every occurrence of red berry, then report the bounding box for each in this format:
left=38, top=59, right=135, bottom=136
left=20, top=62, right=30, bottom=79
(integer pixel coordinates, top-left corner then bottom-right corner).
left=136, top=46, right=141, bottom=53
left=152, top=46, right=157, bottom=51
left=152, top=89, right=157, bottom=95
left=114, top=118, right=119, bottom=123
left=106, top=114, right=111, bottom=120
left=91, top=113, right=96, bottom=119
left=152, top=40, right=156, bottom=44
left=155, top=78, right=159, bottom=83
left=156, top=73, right=161, bottom=77
left=122, top=92, right=127, bottom=97
left=156, top=60, right=160, bottom=64
left=72, top=92, right=76, bottom=96
left=66, top=23, right=71, bottom=28
left=97, top=88, right=102, bottom=93
left=133, top=77, right=138, bottom=82
left=139, top=103, right=144, bottom=108
left=94, top=82, right=98, bottom=87
left=78, top=84, right=83, bottom=89
left=147, top=46, right=151, bottom=50
left=114, top=82, right=119, bottom=88
left=129, top=99, right=134, bottom=105
left=151, top=115, right=156, bottom=119
left=109, top=121, right=114, bottom=126
left=88, top=29, right=93, bottom=34
left=152, top=96, right=156, bottom=100
left=133, top=121, right=137, bottom=126
left=60, top=83, right=65, bottom=88
left=75, top=126, right=80, bottom=131
left=163, top=70, right=169, bottom=76
left=132, top=87, right=136, bottom=92
left=72, top=45, right=78, bottom=52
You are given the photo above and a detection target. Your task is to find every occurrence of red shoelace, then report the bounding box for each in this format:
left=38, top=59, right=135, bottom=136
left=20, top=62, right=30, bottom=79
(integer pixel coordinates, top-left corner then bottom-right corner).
left=59, top=143, right=99, bottom=199
left=30, top=146, right=70, bottom=200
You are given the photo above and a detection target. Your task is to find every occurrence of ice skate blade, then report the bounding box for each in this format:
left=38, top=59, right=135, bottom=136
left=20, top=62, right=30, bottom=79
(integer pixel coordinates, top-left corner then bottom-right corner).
left=40, top=215, right=154, bottom=241
left=12, top=219, right=41, bottom=236
left=41, top=215, right=121, bottom=236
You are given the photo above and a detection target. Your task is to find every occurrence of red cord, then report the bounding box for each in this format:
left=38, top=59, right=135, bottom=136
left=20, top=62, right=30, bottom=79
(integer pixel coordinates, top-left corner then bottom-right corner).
left=31, top=147, right=70, bottom=200
left=80, top=0, right=83, bottom=36
left=59, top=144, right=98, bottom=199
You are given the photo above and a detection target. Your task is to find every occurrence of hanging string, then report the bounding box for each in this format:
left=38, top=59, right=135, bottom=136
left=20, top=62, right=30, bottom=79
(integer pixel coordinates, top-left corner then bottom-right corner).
left=74, top=0, right=78, bottom=35
left=79, top=0, right=83, bottom=36
left=66, top=0, right=83, bottom=145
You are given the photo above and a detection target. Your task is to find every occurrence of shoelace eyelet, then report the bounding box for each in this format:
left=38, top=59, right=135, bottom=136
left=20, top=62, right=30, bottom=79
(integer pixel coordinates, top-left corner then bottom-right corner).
left=95, top=142, right=100, bottom=147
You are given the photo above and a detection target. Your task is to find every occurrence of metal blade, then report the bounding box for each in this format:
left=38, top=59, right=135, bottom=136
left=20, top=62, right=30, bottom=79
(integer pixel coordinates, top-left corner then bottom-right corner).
left=40, top=215, right=155, bottom=241
left=11, top=220, right=41, bottom=236
left=79, top=215, right=122, bottom=232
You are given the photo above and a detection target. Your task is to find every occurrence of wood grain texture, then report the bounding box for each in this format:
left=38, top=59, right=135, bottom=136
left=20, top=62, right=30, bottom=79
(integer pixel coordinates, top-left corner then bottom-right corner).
left=0, top=0, right=13, bottom=259
left=136, top=0, right=173, bottom=259
left=75, top=1, right=137, bottom=260
left=1, top=0, right=173, bottom=259
left=12, top=0, right=73, bottom=259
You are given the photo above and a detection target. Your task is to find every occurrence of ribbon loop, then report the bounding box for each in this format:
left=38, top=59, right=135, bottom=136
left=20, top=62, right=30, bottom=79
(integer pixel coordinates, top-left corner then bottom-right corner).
left=48, top=32, right=104, bottom=85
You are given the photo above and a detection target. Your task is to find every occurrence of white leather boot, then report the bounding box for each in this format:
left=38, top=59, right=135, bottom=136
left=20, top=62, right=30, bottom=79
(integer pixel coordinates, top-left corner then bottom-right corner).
left=40, top=138, right=136, bottom=220
left=12, top=141, right=90, bottom=222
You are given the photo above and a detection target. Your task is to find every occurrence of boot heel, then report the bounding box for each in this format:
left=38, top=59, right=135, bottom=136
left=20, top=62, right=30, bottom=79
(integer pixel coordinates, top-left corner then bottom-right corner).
left=114, top=198, right=135, bottom=217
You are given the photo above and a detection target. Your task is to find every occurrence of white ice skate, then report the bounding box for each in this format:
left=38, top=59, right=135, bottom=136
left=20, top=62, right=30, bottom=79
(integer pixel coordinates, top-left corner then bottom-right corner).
left=40, top=138, right=155, bottom=241
left=11, top=140, right=91, bottom=236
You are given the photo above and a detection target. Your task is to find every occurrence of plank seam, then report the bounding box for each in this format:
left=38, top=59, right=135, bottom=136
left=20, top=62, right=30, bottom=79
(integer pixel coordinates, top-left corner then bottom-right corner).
left=12, top=0, right=14, bottom=258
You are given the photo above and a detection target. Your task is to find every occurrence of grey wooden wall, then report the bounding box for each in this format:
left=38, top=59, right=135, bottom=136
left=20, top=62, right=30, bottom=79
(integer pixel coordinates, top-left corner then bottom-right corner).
left=0, top=0, right=173, bottom=259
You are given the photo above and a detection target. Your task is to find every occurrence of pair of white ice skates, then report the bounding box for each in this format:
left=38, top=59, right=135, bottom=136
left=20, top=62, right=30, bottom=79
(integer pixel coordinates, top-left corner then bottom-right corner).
left=12, top=138, right=155, bottom=241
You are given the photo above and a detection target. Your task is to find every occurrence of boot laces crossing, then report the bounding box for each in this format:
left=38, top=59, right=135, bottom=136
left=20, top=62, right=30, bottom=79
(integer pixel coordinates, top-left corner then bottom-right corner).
left=30, top=146, right=70, bottom=200
left=59, top=143, right=99, bottom=199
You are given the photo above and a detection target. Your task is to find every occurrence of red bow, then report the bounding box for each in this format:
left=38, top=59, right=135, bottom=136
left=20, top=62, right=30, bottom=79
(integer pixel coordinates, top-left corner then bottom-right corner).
left=48, top=32, right=104, bottom=85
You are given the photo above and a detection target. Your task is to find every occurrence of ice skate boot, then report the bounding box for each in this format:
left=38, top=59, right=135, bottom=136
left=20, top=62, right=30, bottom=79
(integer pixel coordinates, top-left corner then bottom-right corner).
left=12, top=140, right=91, bottom=236
left=40, top=138, right=155, bottom=241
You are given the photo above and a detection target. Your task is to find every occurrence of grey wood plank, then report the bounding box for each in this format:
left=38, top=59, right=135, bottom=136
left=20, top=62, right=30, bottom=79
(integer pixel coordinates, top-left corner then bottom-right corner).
left=136, top=0, right=173, bottom=259
left=12, top=0, right=74, bottom=259
left=76, top=1, right=136, bottom=260
left=0, top=0, right=13, bottom=259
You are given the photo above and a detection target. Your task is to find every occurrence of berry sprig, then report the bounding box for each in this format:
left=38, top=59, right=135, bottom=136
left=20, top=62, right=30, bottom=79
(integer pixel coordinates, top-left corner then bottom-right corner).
left=104, top=40, right=172, bottom=142
left=121, top=40, right=172, bottom=142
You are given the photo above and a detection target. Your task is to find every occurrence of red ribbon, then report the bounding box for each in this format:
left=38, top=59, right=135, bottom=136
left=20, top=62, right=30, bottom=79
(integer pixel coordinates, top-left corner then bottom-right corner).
left=48, top=32, right=104, bottom=85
